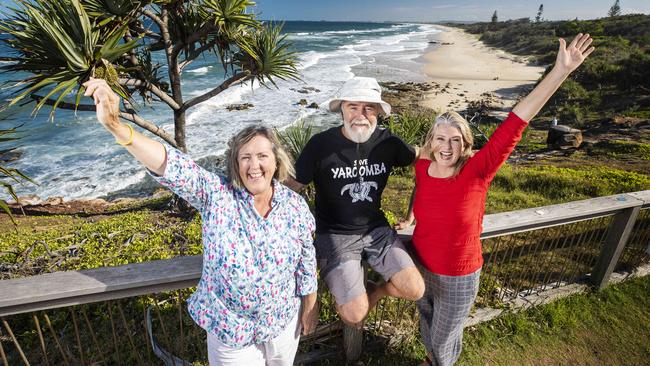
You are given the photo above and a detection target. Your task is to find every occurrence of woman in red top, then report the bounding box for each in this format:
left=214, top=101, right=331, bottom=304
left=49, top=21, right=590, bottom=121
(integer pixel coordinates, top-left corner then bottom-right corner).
left=397, top=34, right=595, bottom=366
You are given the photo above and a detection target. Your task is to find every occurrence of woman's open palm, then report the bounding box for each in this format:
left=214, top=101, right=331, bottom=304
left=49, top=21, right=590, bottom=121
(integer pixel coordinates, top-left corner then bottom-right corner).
left=556, top=33, right=595, bottom=74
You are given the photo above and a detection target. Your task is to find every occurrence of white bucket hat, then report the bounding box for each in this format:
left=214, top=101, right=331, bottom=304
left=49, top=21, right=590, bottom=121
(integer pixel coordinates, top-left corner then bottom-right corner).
left=329, top=77, right=391, bottom=116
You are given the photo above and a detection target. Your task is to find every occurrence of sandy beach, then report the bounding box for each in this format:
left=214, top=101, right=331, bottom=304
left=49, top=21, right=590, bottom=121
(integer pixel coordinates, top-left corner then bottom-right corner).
left=420, top=25, right=546, bottom=113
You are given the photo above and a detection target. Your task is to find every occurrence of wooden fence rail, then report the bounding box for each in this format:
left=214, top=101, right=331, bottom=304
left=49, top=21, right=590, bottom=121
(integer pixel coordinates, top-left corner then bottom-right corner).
left=1, top=190, right=649, bottom=363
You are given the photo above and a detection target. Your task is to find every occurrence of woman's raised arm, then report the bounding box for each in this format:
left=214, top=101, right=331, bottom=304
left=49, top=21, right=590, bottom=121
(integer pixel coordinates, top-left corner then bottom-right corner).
left=83, top=78, right=167, bottom=176
left=512, top=33, right=595, bottom=121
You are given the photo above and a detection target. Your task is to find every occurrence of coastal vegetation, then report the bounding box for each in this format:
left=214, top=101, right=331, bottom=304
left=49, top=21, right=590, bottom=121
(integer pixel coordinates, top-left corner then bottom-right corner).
left=0, top=124, right=33, bottom=224
left=455, top=14, right=650, bottom=131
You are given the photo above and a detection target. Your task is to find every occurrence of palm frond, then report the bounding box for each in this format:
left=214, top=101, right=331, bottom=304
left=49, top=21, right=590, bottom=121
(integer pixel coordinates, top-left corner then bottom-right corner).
left=81, top=0, right=147, bottom=23
left=201, top=0, right=258, bottom=36
left=196, top=0, right=258, bottom=72
left=276, top=120, right=314, bottom=162
left=0, top=0, right=139, bottom=119
left=168, top=2, right=207, bottom=57
left=235, top=22, right=301, bottom=88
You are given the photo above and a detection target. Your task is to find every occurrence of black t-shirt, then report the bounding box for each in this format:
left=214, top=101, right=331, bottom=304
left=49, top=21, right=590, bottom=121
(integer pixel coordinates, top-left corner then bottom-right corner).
left=295, top=126, right=415, bottom=234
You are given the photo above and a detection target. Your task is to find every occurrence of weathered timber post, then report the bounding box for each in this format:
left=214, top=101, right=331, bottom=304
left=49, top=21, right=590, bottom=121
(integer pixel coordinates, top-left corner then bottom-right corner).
left=343, top=324, right=363, bottom=361
left=342, top=264, right=368, bottom=361
left=591, top=205, right=642, bottom=288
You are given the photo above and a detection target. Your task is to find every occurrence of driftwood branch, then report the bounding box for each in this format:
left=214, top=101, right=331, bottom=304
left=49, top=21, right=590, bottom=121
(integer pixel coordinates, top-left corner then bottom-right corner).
left=171, top=23, right=216, bottom=60
left=140, top=8, right=165, bottom=31
left=118, top=78, right=179, bottom=110
left=118, top=111, right=177, bottom=148
left=30, top=95, right=177, bottom=148
left=181, top=71, right=252, bottom=112
left=179, top=39, right=219, bottom=71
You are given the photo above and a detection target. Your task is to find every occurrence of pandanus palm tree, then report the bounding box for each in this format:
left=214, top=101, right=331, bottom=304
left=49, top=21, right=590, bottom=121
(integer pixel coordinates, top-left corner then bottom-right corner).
left=0, top=0, right=300, bottom=152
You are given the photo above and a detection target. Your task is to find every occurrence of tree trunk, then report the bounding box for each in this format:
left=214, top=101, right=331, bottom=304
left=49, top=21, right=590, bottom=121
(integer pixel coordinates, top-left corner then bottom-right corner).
left=174, top=110, right=187, bottom=153
left=171, top=109, right=193, bottom=215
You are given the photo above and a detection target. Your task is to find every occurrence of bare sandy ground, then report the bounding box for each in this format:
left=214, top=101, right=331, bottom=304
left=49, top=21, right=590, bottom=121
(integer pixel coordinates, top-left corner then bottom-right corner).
left=421, top=25, right=547, bottom=114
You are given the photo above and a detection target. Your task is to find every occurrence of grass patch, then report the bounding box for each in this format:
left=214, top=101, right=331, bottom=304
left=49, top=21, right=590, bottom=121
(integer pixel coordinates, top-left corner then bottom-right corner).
left=316, top=274, right=650, bottom=365
left=382, top=172, right=415, bottom=222
left=0, top=208, right=202, bottom=279
left=488, top=164, right=650, bottom=213
left=459, top=275, right=650, bottom=365
left=589, top=140, right=650, bottom=160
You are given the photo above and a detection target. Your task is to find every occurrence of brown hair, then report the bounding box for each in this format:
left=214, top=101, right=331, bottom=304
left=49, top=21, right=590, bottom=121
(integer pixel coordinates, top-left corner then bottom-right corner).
left=225, top=125, right=294, bottom=189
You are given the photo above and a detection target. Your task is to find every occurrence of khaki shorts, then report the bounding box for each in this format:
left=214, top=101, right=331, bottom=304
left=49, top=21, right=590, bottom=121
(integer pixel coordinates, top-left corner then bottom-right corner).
left=315, top=226, right=415, bottom=305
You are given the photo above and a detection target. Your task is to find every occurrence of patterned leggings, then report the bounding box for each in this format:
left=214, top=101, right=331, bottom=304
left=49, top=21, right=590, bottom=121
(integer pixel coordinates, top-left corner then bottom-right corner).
left=416, top=268, right=481, bottom=366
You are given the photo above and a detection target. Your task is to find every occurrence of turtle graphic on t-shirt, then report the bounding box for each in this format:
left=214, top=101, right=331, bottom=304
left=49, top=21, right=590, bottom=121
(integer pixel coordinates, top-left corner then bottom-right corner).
left=340, top=178, right=378, bottom=203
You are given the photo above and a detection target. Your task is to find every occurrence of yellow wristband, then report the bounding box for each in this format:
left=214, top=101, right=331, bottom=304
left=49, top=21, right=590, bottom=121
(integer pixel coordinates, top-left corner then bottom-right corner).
left=116, top=124, right=134, bottom=146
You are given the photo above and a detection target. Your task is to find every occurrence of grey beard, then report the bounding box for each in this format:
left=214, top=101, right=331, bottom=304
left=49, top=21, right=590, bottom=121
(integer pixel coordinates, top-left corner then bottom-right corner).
left=344, top=123, right=376, bottom=143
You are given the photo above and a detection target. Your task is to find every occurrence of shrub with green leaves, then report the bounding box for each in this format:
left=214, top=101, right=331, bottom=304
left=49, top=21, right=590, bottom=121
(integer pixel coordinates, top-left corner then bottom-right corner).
left=384, top=111, right=434, bottom=147
left=0, top=125, right=34, bottom=224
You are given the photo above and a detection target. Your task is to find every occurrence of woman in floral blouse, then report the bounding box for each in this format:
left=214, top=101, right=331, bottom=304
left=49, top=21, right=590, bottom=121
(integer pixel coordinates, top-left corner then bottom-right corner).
left=84, top=79, right=318, bottom=366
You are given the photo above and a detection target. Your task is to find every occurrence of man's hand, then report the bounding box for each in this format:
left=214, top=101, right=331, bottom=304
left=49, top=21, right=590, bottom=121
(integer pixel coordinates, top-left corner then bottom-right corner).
left=83, top=78, right=121, bottom=129
left=285, top=176, right=306, bottom=193
left=300, top=292, right=319, bottom=335
left=395, top=219, right=414, bottom=231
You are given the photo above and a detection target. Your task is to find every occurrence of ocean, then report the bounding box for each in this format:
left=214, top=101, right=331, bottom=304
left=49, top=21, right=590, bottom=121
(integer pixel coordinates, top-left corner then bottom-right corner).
left=0, top=21, right=441, bottom=201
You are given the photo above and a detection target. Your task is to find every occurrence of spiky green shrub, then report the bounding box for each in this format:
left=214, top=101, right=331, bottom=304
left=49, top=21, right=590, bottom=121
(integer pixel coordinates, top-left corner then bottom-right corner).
left=0, top=125, right=35, bottom=224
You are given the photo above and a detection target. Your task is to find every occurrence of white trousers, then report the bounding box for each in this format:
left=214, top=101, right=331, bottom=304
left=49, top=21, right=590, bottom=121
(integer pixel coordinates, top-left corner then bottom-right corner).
left=207, top=311, right=301, bottom=366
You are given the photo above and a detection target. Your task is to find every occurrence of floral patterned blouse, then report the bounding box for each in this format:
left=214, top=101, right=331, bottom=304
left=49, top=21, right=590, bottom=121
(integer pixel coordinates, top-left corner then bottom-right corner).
left=151, top=147, right=317, bottom=348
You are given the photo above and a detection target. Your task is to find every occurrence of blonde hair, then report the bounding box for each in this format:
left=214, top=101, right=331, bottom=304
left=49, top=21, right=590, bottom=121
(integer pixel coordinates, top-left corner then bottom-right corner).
left=424, top=111, right=474, bottom=175
left=225, top=125, right=294, bottom=189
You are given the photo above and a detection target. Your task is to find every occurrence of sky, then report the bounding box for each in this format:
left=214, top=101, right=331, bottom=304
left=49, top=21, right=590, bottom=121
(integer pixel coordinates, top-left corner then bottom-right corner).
left=0, top=0, right=648, bottom=23
left=254, top=0, right=650, bottom=22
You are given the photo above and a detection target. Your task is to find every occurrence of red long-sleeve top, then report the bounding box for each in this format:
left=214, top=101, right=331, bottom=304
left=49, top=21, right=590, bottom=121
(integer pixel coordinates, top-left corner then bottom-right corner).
left=412, top=112, right=528, bottom=275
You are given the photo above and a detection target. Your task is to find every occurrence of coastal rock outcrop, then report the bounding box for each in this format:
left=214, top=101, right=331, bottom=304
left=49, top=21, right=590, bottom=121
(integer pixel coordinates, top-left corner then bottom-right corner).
left=547, top=125, right=583, bottom=149
left=225, top=103, right=254, bottom=111
left=290, top=86, right=321, bottom=94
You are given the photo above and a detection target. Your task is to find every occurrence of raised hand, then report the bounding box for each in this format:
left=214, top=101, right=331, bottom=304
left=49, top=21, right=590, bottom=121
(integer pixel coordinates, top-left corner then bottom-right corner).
left=82, top=78, right=121, bottom=129
left=82, top=78, right=167, bottom=175
left=555, top=33, right=595, bottom=75
left=512, top=33, right=595, bottom=121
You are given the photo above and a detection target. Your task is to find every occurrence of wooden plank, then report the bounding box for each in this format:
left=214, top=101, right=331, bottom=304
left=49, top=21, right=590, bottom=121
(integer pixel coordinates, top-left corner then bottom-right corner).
left=397, top=192, right=647, bottom=240
left=627, top=190, right=650, bottom=208
left=343, top=325, right=363, bottom=361
left=0, top=255, right=202, bottom=317
left=480, top=193, right=644, bottom=238
left=590, top=206, right=642, bottom=289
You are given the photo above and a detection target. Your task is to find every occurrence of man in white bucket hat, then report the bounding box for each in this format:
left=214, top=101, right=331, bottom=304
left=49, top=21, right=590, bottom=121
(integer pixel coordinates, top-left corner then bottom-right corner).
left=287, top=77, right=424, bottom=327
